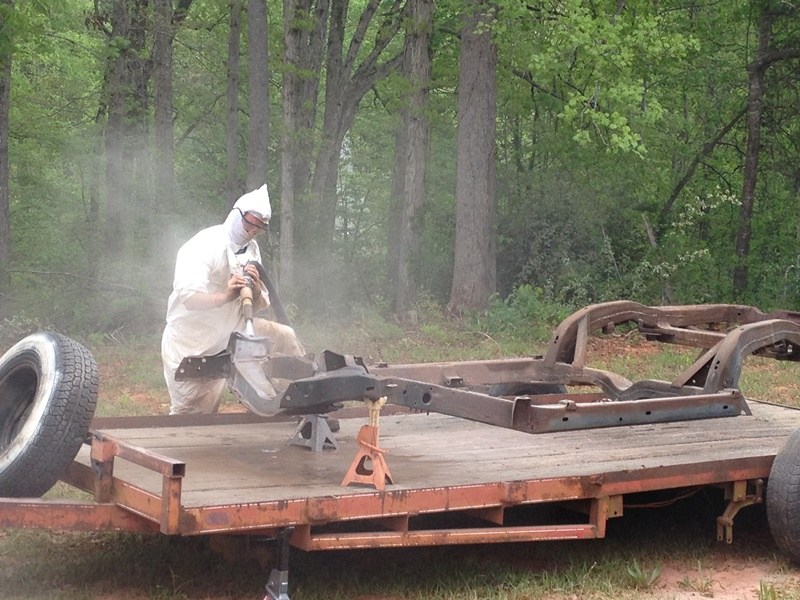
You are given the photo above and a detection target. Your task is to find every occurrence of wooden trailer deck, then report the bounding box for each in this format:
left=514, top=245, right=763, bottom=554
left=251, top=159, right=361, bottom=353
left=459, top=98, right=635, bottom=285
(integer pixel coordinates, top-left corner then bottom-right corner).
left=4, top=400, right=799, bottom=551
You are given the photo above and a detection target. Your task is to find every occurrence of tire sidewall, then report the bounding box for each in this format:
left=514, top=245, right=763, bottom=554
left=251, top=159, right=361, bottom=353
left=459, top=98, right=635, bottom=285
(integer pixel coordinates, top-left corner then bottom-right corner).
left=0, top=333, right=60, bottom=473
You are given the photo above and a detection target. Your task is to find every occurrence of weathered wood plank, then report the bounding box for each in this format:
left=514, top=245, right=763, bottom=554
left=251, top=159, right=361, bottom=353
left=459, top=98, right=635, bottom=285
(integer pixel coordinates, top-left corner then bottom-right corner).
left=74, top=401, right=800, bottom=509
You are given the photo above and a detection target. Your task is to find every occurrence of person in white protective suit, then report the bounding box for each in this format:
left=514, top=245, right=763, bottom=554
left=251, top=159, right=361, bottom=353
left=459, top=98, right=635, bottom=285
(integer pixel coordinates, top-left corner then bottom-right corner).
left=161, top=184, right=305, bottom=414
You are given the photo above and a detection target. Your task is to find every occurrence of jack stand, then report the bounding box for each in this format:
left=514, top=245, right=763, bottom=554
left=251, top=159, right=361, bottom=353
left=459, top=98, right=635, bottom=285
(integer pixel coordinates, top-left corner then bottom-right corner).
left=264, top=527, right=293, bottom=600
left=288, top=414, right=338, bottom=452
left=341, top=397, right=393, bottom=490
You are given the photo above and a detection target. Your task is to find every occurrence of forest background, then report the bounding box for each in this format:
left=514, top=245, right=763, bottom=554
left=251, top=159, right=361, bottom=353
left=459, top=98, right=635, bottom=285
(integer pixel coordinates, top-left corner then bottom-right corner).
left=0, top=0, right=799, bottom=340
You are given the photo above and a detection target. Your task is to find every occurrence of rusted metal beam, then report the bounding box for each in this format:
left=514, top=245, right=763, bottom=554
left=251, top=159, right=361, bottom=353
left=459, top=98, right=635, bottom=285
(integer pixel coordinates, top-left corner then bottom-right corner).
left=0, top=499, right=159, bottom=532
left=290, top=523, right=602, bottom=550
left=172, top=456, right=773, bottom=536
left=544, top=301, right=800, bottom=370
left=66, top=434, right=187, bottom=533
left=514, top=390, right=749, bottom=433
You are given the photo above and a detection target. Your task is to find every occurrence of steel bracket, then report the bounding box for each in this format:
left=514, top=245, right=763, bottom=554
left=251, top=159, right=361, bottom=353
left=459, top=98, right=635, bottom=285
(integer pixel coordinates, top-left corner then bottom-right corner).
left=716, top=479, right=764, bottom=543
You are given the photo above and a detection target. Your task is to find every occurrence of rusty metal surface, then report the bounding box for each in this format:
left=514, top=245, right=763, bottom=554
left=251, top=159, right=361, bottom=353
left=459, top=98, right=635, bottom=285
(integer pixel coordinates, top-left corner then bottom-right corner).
left=516, top=390, right=750, bottom=432
left=277, top=302, right=800, bottom=433
left=0, top=498, right=160, bottom=532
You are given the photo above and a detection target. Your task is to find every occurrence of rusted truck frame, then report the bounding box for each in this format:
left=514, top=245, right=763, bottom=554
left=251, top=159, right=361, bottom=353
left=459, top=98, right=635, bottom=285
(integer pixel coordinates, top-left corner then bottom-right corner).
left=279, top=301, right=800, bottom=432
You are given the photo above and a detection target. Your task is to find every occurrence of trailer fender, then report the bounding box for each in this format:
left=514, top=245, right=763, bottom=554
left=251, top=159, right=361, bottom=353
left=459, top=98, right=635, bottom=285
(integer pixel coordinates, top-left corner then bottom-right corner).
left=0, top=332, right=98, bottom=497
left=767, top=428, right=800, bottom=563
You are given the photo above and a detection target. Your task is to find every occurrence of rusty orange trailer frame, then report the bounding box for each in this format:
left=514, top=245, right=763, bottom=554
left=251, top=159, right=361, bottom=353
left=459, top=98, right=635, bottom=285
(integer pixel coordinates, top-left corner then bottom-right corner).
left=0, top=408, right=785, bottom=551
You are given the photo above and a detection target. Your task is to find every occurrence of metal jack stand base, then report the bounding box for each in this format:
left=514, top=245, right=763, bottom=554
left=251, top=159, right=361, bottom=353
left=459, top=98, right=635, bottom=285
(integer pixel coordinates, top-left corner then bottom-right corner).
left=288, top=414, right=338, bottom=451
left=341, top=397, right=393, bottom=490
left=264, top=528, right=293, bottom=600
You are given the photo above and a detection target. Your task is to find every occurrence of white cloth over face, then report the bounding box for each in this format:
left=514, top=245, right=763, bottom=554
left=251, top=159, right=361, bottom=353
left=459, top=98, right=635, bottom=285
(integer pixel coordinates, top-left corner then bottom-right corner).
left=161, top=185, right=304, bottom=415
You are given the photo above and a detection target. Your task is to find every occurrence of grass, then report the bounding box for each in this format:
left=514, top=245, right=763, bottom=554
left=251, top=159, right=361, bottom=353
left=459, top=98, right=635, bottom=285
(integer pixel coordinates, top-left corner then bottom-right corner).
left=3, top=312, right=800, bottom=598
left=0, top=506, right=794, bottom=599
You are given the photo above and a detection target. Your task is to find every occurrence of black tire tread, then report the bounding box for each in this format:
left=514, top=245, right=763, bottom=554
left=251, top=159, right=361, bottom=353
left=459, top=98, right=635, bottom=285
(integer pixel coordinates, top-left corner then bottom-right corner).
left=0, top=332, right=98, bottom=497
left=767, top=428, right=800, bottom=562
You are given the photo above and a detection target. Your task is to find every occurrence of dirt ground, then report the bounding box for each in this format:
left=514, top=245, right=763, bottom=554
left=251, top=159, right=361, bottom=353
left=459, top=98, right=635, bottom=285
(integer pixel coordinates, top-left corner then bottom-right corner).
left=653, top=558, right=793, bottom=599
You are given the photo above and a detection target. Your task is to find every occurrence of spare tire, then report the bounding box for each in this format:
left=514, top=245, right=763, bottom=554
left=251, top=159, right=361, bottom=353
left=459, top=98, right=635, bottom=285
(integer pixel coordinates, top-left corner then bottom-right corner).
left=0, top=332, right=98, bottom=497
left=767, top=428, right=800, bottom=563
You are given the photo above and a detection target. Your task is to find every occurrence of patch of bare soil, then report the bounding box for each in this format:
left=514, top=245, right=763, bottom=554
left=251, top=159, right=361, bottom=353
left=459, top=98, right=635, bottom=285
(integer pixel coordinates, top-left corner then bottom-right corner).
left=650, top=556, right=797, bottom=599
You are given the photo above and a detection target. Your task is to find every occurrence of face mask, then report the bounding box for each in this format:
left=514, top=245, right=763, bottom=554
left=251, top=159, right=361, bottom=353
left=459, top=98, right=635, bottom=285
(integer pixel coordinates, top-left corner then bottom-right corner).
left=226, top=211, right=252, bottom=248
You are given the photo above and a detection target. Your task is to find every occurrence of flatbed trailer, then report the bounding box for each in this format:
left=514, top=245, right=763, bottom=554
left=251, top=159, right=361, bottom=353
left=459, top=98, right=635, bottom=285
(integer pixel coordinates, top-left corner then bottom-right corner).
left=2, top=401, right=797, bottom=547
left=3, top=300, right=800, bottom=599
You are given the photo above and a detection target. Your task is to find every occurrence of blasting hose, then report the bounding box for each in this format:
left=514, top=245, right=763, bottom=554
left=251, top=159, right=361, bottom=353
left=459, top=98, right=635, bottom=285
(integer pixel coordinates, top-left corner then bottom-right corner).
left=246, top=260, right=291, bottom=326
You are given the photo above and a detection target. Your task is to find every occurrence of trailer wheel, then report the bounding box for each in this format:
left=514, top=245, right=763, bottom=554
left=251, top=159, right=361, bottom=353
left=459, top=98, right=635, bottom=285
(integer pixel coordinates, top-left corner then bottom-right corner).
left=0, top=332, right=98, bottom=497
left=767, top=428, right=800, bottom=563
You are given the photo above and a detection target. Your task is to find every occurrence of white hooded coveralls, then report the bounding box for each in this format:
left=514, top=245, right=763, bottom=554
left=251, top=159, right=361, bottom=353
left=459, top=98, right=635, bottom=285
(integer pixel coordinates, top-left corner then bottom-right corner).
left=161, top=185, right=304, bottom=414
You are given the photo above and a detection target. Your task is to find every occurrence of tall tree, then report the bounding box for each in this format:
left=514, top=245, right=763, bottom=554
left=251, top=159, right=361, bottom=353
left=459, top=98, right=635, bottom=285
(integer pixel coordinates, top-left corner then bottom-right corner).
left=279, top=0, right=329, bottom=295
left=733, top=2, right=800, bottom=298
left=92, top=0, right=193, bottom=254
left=153, top=0, right=175, bottom=211
left=102, top=0, right=131, bottom=260
left=226, top=0, right=243, bottom=206
left=246, top=0, right=269, bottom=191
left=448, top=0, right=497, bottom=314
left=386, top=0, right=433, bottom=313
left=94, top=0, right=155, bottom=260
left=309, top=0, right=405, bottom=246
left=0, top=0, right=12, bottom=299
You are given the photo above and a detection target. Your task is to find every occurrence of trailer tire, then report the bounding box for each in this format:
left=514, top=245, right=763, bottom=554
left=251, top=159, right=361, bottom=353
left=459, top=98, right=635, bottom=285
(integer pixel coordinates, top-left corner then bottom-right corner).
left=767, top=428, right=800, bottom=563
left=0, top=332, right=98, bottom=497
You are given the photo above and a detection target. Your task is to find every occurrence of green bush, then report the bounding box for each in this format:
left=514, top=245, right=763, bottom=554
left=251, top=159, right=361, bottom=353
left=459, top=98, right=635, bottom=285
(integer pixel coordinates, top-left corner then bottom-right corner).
left=481, top=284, right=572, bottom=342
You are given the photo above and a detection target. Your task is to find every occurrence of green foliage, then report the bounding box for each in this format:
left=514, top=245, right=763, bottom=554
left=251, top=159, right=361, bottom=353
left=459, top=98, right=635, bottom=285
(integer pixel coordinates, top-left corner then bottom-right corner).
left=625, top=558, right=662, bottom=589
left=0, top=314, right=43, bottom=349
left=760, top=581, right=779, bottom=600
left=482, top=284, right=572, bottom=342
left=2, top=0, right=800, bottom=335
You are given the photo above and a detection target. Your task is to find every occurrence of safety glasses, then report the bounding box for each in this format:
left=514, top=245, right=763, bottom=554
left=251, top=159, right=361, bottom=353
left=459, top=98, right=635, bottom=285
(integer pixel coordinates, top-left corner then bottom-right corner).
left=236, top=208, right=269, bottom=232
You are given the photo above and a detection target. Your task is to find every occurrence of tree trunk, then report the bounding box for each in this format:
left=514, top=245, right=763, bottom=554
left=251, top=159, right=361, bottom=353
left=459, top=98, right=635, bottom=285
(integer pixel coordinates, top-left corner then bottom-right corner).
left=226, top=0, right=243, bottom=207
left=279, top=0, right=329, bottom=296
left=246, top=0, right=269, bottom=191
left=101, top=0, right=152, bottom=261
left=301, top=0, right=403, bottom=311
left=126, top=0, right=153, bottom=254
left=387, top=0, right=433, bottom=314
left=732, top=6, right=800, bottom=298
left=104, top=0, right=130, bottom=260
left=153, top=0, right=175, bottom=211
left=448, top=0, right=497, bottom=315
left=0, top=0, right=12, bottom=300
left=310, top=0, right=404, bottom=249
left=733, top=11, right=771, bottom=298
